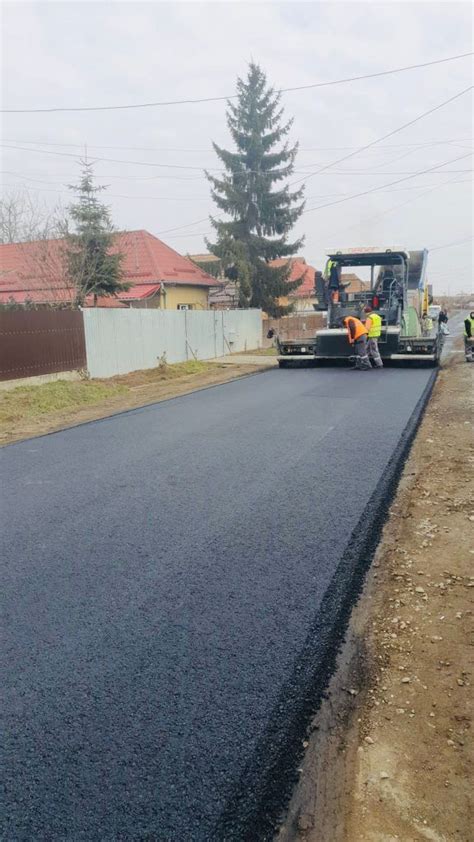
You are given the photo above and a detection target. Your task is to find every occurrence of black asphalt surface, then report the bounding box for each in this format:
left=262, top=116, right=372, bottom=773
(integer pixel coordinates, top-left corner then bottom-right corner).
left=1, top=366, right=436, bottom=841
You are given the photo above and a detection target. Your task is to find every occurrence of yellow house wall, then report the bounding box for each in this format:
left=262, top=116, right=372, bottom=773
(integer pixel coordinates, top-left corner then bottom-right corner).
left=162, top=285, right=210, bottom=310
left=129, top=285, right=210, bottom=309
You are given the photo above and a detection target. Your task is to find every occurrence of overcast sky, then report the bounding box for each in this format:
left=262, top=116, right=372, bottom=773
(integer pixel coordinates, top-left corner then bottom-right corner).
left=2, top=1, right=473, bottom=294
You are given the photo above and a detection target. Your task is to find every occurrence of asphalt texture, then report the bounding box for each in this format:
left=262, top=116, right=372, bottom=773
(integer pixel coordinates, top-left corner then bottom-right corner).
left=1, top=366, right=436, bottom=841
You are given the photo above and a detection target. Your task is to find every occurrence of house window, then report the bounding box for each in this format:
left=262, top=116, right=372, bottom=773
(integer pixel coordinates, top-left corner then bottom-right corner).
left=177, top=303, right=194, bottom=310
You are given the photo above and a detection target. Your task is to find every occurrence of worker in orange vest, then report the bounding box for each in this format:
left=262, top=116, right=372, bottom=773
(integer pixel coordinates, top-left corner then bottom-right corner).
left=343, top=315, right=371, bottom=370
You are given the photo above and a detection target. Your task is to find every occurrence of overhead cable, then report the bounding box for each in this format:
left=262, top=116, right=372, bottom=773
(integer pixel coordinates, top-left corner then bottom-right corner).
left=2, top=52, right=471, bottom=113
left=290, top=85, right=473, bottom=187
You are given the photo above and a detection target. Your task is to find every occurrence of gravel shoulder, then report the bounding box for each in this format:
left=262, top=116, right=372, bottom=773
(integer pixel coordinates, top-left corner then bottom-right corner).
left=279, top=341, right=473, bottom=842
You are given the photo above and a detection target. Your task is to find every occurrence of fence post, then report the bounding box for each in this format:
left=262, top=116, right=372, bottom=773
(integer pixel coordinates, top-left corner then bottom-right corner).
left=184, top=309, right=189, bottom=360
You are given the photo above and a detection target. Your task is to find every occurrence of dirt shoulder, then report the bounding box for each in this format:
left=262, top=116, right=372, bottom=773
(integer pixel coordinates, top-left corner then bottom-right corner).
left=279, top=346, right=473, bottom=841
left=0, top=359, right=274, bottom=446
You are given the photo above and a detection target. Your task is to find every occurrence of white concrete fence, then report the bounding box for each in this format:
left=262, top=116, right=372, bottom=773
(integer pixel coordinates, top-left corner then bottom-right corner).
left=83, top=308, right=262, bottom=378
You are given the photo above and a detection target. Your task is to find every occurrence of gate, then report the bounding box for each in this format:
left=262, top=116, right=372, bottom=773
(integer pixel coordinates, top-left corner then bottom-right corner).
left=0, top=310, right=87, bottom=381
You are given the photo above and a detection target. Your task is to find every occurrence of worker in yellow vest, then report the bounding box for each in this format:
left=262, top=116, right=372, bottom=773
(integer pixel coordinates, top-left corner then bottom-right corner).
left=343, top=315, right=371, bottom=370
left=364, top=305, right=384, bottom=368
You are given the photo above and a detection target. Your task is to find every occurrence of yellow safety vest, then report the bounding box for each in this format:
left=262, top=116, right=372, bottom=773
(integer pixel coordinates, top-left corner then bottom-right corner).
left=324, top=259, right=336, bottom=280
left=366, top=312, right=382, bottom=338
left=464, top=317, right=474, bottom=336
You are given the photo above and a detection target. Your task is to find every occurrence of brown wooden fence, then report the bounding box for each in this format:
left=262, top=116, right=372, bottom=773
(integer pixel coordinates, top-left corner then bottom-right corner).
left=0, top=310, right=87, bottom=382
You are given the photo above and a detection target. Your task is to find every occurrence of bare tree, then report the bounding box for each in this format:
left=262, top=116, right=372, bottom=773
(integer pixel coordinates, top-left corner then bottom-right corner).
left=0, top=190, right=67, bottom=244
left=0, top=190, right=74, bottom=308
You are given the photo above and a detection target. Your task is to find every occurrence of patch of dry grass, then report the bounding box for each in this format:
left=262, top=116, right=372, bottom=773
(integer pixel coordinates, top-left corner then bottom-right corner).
left=0, top=380, right=126, bottom=428
left=0, top=360, right=221, bottom=437
left=112, top=359, right=217, bottom=386
left=248, top=347, right=278, bottom=356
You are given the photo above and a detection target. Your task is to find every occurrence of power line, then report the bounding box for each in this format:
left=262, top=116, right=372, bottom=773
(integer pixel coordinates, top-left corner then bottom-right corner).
left=0, top=148, right=204, bottom=180
left=323, top=175, right=470, bottom=241
left=2, top=52, right=472, bottom=113
left=7, top=140, right=471, bottom=181
left=7, top=174, right=469, bottom=197
left=428, top=236, right=473, bottom=251
left=109, top=152, right=471, bottom=239
left=2, top=85, right=472, bottom=183
left=5, top=176, right=471, bottom=213
left=282, top=180, right=471, bottom=201
left=297, top=169, right=472, bottom=176
left=302, top=151, right=472, bottom=214
left=3, top=137, right=472, bottom=153
left=165, top=230, right=213, bottom=240
left=3, top=177, right=471, bottom=224
left=156, top=218, right=209, bottom=235
left=163, top=162, right=473, bottom=238
left=290, top=85, right=473, bottom=187
left=0, top=168, right=210, bottom=184
left=0, top=181, right=214, bottom=203
left=0, top=143, right=219, bottom=173
left=3, top=162, right=471, bottom=195
left=0, top=142, right=308, bottom=178
left=299, top=139, right=473, bottom=151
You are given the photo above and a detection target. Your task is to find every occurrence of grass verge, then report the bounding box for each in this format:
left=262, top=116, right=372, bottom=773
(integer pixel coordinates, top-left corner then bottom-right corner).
left=0, top=380, right=127, bottom=427
left=0, top=360, right=220, bottom=443
left=247, top=347, right=278, bottom=356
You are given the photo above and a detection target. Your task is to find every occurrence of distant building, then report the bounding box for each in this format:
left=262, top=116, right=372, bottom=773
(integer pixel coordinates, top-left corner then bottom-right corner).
left=340, top=273, right=368, bottom=293
left=187, top=253, right=238, bottom=310
left=0, top=230, right=217, bottom=309
left=208, top=280, right=240, bottom=310
left=189, top=253, right=321, bottom=312
left=270, top=257, right=320, bottom=312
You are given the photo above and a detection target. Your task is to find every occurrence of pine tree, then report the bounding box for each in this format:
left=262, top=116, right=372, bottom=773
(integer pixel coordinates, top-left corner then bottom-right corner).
left=206, top=63, right=305, bottom=316
left=65, top=161, right=129, bottom=307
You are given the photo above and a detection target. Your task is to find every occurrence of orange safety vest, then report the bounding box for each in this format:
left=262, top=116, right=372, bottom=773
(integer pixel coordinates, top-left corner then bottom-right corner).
left=343, top=316, right=368, bottom=344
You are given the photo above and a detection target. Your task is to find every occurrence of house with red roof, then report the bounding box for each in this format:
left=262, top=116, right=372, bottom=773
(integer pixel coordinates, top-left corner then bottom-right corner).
left=190, top=253, right=320, bottom=312
left=0, top=230, right=217, bottom=310
left=269, top=257, right=320, bottom=311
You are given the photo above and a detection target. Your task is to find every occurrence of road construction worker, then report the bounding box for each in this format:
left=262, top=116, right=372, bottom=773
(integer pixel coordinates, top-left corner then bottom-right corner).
left=438, top=307, right=449, bottom=327
left=364, top=305, right=383, bottom=368
left=421, top=313, right=434, bottom=335
left=324, top=258, right=338, bottom=282
left=325, top=259, right=341, bottom=295
left=464, top=311, right=474, bottom=361
left=343, top=315, right=371, bottom=370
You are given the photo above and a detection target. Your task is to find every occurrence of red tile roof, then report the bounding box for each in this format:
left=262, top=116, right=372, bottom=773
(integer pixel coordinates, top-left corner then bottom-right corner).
left=94, top=296, right=128, bottom=308
left=0, top=230, right=216, bottom=305
left=269, top=257, right=318, bottom=298
left=119, top=283, right=161, bottom=301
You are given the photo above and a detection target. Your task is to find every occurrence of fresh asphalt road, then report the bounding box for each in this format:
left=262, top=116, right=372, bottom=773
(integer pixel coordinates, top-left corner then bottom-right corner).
left=2, top=365, right=435, bottom=840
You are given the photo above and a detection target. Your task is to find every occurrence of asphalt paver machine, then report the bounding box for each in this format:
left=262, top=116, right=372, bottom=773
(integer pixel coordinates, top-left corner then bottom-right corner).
left=277, top=247, right=443, bottom=367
